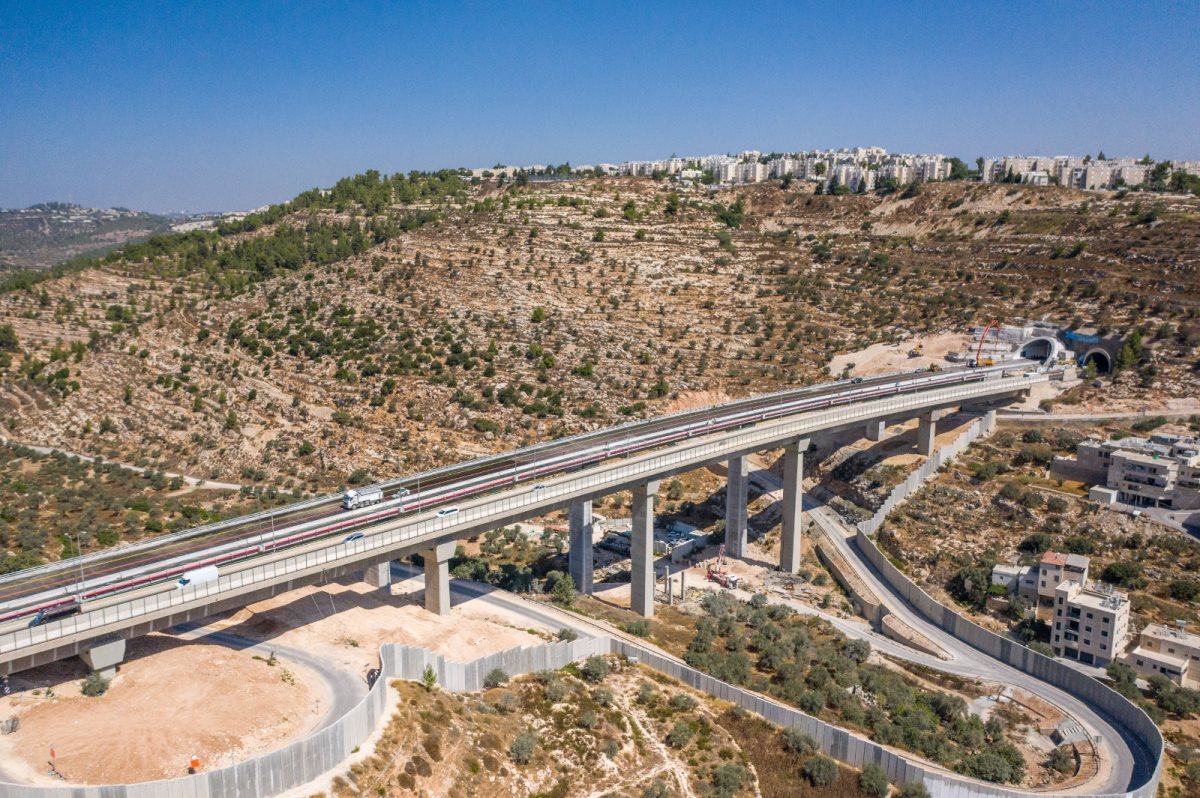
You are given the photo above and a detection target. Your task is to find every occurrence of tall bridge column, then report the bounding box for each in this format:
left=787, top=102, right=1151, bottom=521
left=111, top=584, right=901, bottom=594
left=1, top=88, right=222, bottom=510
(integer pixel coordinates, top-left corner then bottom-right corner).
left=568, top=499, right=594, bottom=596
left=917, top=412, right=937, bottom=457
left=421, top=541, right=456, bottom=617
left=630, top=480, right=660, bottom=618
left=917, top=409, right=952, bottom=457
left=780, top=438, right=809, bottom=574
left=80, top=637, right=125, bottom=680
left=865, top=419, right=887, bottom=441
left=725, top=455, right=749, bottom=558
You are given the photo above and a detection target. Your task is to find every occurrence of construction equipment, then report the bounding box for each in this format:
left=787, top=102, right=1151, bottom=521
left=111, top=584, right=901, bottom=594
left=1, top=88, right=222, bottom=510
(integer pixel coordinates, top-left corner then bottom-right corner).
left=706, top=544, right=741, bottom=589
left=975, top=320, right=999, bottom=367
left=906, top=340, right=924, bottom=358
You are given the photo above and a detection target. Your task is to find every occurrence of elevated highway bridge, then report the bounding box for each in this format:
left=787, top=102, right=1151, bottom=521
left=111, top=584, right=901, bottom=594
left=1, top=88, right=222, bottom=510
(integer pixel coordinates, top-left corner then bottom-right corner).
left=0, top=360, right=1052, bottom=676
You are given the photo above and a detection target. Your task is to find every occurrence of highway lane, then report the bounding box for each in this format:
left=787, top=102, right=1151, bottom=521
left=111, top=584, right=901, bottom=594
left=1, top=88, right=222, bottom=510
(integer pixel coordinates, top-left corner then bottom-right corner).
left=0, top=363, right=1019, bottom=615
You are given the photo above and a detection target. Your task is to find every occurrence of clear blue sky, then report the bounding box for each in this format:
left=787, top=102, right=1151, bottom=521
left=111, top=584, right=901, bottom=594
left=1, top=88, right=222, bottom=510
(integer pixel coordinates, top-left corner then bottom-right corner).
left=2, top=1, right=1197, bottom=212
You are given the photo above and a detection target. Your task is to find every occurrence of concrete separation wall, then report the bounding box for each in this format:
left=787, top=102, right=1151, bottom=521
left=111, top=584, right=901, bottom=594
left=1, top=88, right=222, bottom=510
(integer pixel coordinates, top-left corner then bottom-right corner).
left=0, top=627, right=1159, bottom=798
left=858, top=413, right=996, bottom=536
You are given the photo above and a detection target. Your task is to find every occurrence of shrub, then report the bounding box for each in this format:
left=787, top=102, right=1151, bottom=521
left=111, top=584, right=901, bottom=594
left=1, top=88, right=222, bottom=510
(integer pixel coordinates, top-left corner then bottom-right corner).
left=592, top=687, right=614, bottom=707
left=710, top=764, right=749, bottom=798
left=581, top=656, right=611, bottom=683
left=666, top=721, right=694, bottom=748
left=670, top=693, right=698, bottom=712
left=557, top=627, right=579, bottom=642
left=897, top=781, right=931, bottom=798
left=860, top=762, right=890, bottom=798
left=643, top=780, right=669, bottom=798
left=781, top=728, right=818, bottom=755
left=483, top=668, right=509, bottom=689
left=1046, top=496, right=1069, bottom=514
left=804, top=755, right=840, bottom=786
left=509, top=730, right=537, bottom=764
left=622, top=619, right=650, bottom=637
left=81, top=671, right=109, bottom=697
left=1170, top=579, right=1200, bottom=602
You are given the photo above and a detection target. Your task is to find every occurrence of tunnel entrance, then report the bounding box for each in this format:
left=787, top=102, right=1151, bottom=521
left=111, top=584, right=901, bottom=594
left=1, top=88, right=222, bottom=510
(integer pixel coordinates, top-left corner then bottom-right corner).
left=1082, top=349, right=1112, bottom=375
left=1019, top=337, right=1059, bottom=363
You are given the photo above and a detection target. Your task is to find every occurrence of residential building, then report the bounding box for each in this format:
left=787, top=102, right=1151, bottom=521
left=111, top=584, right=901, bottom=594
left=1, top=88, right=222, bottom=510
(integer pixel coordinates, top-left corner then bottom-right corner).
left=1127, top=623, right=1200, bottom=686
left=1052, top=581, right=1130, bottom=666
left=1026, top=551, right=1090, bottom=601
left=1066, top=433, right=1200, bottom=509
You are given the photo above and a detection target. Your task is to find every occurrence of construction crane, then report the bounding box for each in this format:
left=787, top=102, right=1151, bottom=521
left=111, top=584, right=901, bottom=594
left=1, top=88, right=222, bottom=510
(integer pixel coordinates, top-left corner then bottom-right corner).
left=973, top=320, right=999, bottom=367
left=706, top=543, right=741, bottom=589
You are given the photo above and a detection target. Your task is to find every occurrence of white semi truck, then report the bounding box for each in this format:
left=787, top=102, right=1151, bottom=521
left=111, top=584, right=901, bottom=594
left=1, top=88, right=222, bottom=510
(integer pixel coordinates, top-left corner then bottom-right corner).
left=342, top=486, right=384, bottom=510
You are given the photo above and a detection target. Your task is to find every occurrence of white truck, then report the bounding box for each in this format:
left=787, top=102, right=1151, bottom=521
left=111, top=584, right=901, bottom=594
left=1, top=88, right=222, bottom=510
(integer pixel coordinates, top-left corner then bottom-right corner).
left=342, top=486, right=384, bottom=511
left=176, top=564, right=219, bottom=589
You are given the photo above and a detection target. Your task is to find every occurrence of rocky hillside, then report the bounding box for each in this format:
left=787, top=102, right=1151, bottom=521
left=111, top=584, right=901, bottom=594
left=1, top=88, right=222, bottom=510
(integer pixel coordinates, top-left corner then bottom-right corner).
left=0, top=203, right=174, bottom=272
left=0, top=175, right=1197, bottom=495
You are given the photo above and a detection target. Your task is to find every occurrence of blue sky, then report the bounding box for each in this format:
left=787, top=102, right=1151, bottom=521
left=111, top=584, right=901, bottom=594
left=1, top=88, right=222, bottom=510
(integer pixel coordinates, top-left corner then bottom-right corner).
left=1, top=1, right=1197, bottom=212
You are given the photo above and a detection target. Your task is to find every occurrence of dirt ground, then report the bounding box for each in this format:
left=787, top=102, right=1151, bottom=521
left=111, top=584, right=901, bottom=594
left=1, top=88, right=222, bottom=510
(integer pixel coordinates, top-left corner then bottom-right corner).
left=0, top=633, right=322, bottom=786
left=203, top=575, right=552, bottom=676
left=827, top=333, right=973, bottom=378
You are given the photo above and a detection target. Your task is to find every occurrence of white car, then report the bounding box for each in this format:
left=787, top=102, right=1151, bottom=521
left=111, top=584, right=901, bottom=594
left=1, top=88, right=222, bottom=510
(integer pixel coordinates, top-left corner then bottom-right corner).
left=436, top=506, right=459, bottom=518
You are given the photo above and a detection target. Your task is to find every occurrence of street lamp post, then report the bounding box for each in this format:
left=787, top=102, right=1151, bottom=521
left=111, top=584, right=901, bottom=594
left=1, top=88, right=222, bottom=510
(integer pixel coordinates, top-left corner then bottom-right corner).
left=74, top=531, right=85, bottom=593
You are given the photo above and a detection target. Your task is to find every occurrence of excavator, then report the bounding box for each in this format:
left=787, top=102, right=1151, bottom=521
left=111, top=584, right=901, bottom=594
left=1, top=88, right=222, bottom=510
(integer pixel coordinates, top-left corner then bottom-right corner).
left=906, top=340, right=924, bottom=358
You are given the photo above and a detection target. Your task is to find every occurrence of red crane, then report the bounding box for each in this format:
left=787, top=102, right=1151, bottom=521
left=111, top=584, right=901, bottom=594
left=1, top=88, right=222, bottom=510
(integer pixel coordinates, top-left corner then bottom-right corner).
left=975, top=320, right=999, bottom=366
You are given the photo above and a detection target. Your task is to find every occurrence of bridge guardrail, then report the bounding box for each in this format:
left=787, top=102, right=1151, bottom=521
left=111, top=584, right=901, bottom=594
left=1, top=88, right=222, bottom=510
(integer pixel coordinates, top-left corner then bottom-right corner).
left=0, top=374, right=1046, bottom=661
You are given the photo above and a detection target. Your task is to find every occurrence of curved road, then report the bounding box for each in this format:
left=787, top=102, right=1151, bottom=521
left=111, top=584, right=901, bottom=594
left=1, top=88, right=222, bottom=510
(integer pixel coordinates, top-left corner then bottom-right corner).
left=808, top=502, right=1148, bottom=795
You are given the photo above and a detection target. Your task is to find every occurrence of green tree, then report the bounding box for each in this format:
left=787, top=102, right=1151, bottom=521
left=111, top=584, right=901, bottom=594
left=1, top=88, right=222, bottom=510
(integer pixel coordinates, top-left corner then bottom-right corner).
left=804, top=755, right=840, bottom=786
left=0, top=324, right=18, bottom=352
left=509, top=730, right=537, bottom=764
left=421, top=663, right=438, bottom=691
left=531, top=306, right=546, bottom=323
left=948, top=157, right=970, bottom=180
left=860, top=763, right=890, bottom=798
left=545, top=570, right=576, bottom=606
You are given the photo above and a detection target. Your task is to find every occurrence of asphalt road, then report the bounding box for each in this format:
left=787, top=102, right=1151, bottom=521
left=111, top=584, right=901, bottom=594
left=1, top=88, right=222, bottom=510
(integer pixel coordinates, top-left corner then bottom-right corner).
left=808, top=502, right=1148, bottom=795
left=0, top=365, right=1000, bottom=611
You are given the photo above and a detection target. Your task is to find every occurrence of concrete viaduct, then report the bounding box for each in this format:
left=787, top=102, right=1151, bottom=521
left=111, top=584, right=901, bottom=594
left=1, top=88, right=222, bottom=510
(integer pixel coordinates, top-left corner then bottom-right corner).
left=0, top=365, right=1054, bottom=677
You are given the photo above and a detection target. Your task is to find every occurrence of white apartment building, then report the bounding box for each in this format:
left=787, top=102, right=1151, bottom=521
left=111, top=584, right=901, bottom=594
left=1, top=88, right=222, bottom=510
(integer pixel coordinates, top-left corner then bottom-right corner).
left=1070, top=433, right=1200, bottom=509
left=739, top=162, right=767, bottom=183
left=1023, top=551, right=1090, bottom=601
left=1052, top=580, right=1130, bottom=666
left=1128, top=623, right=1200, bottom=686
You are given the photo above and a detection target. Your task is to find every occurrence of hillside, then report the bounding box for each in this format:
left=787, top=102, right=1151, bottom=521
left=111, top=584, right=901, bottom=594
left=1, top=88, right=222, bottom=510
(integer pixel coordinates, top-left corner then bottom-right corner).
left=0, top=174, right=1197, bottom=502
left=0, top=203, right=175, bottom=272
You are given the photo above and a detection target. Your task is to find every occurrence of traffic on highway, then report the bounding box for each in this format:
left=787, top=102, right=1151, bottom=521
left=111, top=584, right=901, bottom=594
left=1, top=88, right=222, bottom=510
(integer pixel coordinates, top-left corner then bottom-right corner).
left=0, top=361, right=1035, bottom=628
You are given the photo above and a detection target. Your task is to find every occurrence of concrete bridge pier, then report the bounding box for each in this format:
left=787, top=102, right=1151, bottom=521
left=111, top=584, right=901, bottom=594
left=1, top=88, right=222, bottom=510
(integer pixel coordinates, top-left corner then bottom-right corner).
left=421, top=541, right=456, bottom=616
left=916, top=408, right=954, bottom=457
left=725, top=456, right=749, bottom=557
left=568, top=499, right=595, bottom=596
left=80, top=637, right=125, bottom=680
left=363, top=561, right=392, bottom=589
left=865, top=419, right=887, bottom=441
left=779, top=438, right=809, bottom=574
left=630, top=480, right=660, bottom=618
